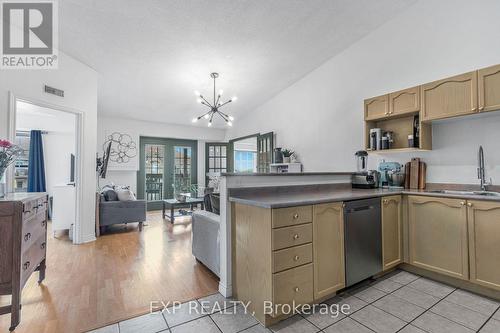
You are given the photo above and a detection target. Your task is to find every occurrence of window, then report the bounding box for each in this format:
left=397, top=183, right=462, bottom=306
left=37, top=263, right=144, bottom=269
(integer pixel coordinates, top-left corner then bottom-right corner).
left=234, top=151, right=257, bottom=173
left=173, top=146, right=192, bottom=193
left=145, top=144, right=164, bottom=201
left=206, top=143, right=228, bottom=174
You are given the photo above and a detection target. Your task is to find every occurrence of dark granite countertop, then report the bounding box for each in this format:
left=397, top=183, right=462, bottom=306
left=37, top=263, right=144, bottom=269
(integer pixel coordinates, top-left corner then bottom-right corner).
left=228, top=185, right=500, bottom=208
left=221, top=172, right=354, bottom=176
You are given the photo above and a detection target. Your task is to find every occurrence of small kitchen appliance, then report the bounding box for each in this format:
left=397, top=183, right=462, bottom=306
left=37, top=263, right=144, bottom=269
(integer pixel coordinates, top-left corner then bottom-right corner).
left=352, top=151, right=380, bottom=189
left=378, top=161, right=404, bottom=187
left=369, top=128, right=382, bottom=150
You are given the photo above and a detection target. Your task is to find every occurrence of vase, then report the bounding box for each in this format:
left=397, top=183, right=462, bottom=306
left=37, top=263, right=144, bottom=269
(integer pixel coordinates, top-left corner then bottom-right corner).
left=0, top=171, right=4, bottom=198
left=283, top=156, right=291, bottom=163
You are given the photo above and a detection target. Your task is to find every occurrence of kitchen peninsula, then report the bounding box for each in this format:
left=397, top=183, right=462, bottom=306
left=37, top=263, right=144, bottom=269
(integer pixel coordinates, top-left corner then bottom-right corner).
left=226, top=179, right=500, bottom=326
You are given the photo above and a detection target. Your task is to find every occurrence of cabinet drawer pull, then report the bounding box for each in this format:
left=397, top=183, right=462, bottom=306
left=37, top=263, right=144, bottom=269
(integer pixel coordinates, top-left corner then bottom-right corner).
left=23, top=261, right=30, bottom=271
left=479, top=106, right=484, bottom=111
left=24, top=233, right=31, bottom=242
left=472, top=107, right=477, bottom=112
left=293, top=234, right=299, bottom=240
left=294, top=287, right=300, bottom=292
left=292, top=213, right=299, bottom=219
left=293, top=255, right=300, bottom=261
left=467, top=202, right=473, bottom=207
left=460, top=201, right=466, bottom=206
left=41, top=242, right=46, bottom=250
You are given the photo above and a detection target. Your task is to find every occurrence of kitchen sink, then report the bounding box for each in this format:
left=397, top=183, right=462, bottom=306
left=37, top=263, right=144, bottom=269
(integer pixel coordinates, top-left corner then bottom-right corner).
left=429, top=190, right=500, bottom=197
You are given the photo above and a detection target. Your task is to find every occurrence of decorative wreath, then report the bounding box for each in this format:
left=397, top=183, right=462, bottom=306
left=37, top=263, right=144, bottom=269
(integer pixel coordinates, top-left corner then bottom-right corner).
left=103, top=132, right=137, bottom=163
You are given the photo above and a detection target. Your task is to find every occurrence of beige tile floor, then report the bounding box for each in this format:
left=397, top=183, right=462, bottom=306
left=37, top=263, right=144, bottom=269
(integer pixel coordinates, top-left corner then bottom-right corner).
left=88, top=270, right=500, bottom=333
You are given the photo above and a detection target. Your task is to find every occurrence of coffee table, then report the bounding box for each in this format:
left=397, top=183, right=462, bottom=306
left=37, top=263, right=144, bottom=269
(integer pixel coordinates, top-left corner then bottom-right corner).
left=162, top=197, right=205, bottom=223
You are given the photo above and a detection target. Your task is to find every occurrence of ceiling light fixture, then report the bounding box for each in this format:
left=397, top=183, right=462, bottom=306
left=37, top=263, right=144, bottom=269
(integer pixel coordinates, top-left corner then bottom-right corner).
left=192, top=72, right=236, bottom=127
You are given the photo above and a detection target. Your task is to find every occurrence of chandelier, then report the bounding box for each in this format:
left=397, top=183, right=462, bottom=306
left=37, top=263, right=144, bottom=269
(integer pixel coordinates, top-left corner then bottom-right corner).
left=192, top=72, right=237, bottom=127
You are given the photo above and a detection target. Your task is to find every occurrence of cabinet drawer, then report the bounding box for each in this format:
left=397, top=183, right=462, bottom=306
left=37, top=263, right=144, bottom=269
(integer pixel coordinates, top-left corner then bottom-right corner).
left=272, top=206, right=312, bottom=228
left=271, top=263, right=313, bottom=317
left=273, top=243, right=313, bottom=273
left=22, top=211, right=47, bottom=251
left=272, top=224, right=312, bottom=250
left=21, top=235, right=46, bottom=288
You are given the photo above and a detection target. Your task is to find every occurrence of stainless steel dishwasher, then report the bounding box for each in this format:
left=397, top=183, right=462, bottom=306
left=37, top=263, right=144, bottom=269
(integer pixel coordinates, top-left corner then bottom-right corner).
left=344, top=197, right=382, bottom=287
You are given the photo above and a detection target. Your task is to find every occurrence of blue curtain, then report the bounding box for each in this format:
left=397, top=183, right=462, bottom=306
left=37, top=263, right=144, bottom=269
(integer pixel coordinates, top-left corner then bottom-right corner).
left=28, top=130, right=46, bottom=192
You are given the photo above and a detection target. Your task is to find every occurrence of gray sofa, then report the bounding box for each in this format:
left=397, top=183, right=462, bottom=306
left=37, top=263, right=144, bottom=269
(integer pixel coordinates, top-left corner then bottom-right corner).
left=192, top=210, right=220, bottom=277
left=99, top=194, right=146, bottom=233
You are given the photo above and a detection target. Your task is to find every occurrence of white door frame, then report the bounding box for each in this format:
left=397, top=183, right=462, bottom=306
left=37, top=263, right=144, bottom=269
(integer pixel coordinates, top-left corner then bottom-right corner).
left=7, top=91, right=85, bottom=244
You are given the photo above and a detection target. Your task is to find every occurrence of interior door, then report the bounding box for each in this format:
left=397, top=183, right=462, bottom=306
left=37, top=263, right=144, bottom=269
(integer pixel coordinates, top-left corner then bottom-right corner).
left=257, top=132, right=274, bottom=173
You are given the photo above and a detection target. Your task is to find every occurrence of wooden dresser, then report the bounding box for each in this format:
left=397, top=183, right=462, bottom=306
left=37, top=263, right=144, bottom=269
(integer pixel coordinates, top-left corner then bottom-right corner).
left=0, top=193, right=48, bottom=332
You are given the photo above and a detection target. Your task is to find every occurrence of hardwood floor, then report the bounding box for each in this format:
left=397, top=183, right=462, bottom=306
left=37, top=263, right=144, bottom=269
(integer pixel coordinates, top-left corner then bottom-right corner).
left=0, top=210, right=219, bottom=333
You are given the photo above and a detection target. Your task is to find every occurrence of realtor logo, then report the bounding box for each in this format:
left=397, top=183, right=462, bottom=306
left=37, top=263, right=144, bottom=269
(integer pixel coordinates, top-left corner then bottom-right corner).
left=1, top=0, right=58, bottom=69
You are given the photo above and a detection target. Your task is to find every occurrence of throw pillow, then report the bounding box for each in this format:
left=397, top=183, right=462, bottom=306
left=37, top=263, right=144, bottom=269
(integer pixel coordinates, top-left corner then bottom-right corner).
left=116, top=188, right=137, bottom=201
left=103, top=189, right=119, bottom=201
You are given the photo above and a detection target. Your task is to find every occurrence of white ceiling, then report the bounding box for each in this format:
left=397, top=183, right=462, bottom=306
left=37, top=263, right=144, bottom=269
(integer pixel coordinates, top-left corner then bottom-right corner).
left=60, top=0, right=416, bottom=128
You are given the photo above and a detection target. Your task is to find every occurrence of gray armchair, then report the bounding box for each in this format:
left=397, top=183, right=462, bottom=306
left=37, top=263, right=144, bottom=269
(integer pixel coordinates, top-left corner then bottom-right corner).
left=99, top=194, right=146, bottom=233
left=192, top=210, right=220, bottom=276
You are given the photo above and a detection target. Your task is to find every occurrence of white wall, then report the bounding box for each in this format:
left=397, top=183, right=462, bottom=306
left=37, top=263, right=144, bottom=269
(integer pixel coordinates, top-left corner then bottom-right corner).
left=16, top=102, right=77, bottom=198
left=226, top=0, right=500, bottom=185
left=0, top=51, right=98, bottom=244
left=97, top=116, right=226, bottom=194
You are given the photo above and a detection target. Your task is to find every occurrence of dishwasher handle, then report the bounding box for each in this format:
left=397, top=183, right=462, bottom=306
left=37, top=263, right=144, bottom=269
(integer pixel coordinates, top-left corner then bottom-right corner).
left=346, top=205, right=375, bottom=213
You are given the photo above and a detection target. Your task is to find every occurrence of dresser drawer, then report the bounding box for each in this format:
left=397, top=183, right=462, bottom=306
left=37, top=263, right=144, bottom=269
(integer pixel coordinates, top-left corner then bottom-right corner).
left=22, top=211, right=47, bottom=251
left=273, top=243, right=313, bottom=273
left=271, top=263, right=313, bottom=317
left=20, top=235, right=46, bottom=288
left=272, top=206, right=312, bottom=228
left=272, top=223, right=312, bottom=250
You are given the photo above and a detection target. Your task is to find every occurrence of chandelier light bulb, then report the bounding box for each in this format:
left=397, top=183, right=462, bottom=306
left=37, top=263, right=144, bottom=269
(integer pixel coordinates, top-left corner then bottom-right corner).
left=197, top=98, right=203, bottom=104
left=204, top=114, right=210, bottom=119
left=192, top=118, right=198, bottom=123
left=232, top=96, right=238, bottom=102
left=227, top=121, right=233, bottom=126
left=208, top=121, right=212, bottom=127
left=194, top=90, right=200, bottom=96
left=219, top=89, right=223, bottom=95
left=228, top=115, right=234, bottom=121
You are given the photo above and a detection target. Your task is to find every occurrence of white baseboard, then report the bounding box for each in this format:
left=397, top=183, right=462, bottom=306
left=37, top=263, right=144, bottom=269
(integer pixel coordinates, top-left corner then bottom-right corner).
left=218, top=282, right=232, bottom=298
left=76, top=233, right=96, bottom=244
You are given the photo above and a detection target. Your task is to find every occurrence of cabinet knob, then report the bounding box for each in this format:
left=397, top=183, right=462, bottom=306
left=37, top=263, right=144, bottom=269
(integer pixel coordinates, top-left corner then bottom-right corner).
left=472, top=107, right=477, bottom=112
left=24, top=233, right=31, bottom=242
left=467, top=202, right=473, bottom=207
left=460, top=201, right=466, bottom=206
left=479, top=106, right=485, bottom=112
left=41, top=220, right=46, bottom=227
left=294, top=255, right=300, bottom=261
left=293, top=234, right=299, bottom=240
left=41, top=242, right=46, bottom=250
left=383, top=199, right=388, bottom=205
left=293, top=213, right=299, bottom=219
left=294, top=287, right=300, bottom=292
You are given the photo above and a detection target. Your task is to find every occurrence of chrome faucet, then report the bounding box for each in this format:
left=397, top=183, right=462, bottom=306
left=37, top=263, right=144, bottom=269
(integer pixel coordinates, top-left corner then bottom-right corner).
left=478, top=146, right=492, bottom=191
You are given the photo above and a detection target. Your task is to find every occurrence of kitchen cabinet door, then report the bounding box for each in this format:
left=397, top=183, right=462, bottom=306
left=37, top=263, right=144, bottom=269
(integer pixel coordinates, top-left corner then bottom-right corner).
left=421, top=71, right=478, bottom=121
left=382, top=195, right=402, bottom=271
left=478, top=64, right=500, bottom=113
left=467, top=200, right=500, bottom=291
left=408, top=196, right=469, bottom=280
left=364, top=94, right=389, bottom=120
left=389, top=86, right=420, bottom=117
left=312, top=202, right=345, bottom=300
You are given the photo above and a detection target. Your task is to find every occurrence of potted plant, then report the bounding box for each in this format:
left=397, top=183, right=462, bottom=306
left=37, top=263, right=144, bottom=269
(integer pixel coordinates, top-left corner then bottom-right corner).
left=281, top=149, right=294, bottom=163
left=0, top=139, right=24, bottom=198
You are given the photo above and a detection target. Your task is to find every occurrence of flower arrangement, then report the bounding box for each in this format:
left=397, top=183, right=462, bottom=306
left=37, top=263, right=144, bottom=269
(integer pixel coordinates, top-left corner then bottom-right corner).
left=0, top=139, right=24, bottom=181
